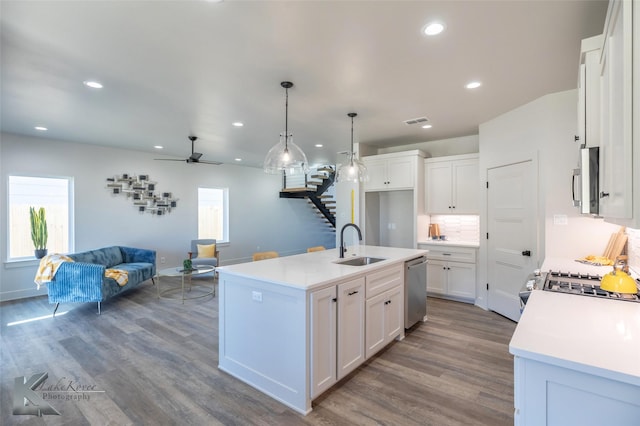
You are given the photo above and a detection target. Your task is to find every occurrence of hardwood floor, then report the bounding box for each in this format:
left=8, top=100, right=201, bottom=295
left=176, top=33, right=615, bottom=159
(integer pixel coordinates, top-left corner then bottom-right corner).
left=1, top=278, right=516, bottom=425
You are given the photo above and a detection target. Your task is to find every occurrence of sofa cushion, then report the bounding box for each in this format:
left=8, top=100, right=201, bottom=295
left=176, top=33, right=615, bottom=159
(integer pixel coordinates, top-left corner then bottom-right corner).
left=69, top=246, right=123, bottom=268
left=112, top=262, right=154, bottom=286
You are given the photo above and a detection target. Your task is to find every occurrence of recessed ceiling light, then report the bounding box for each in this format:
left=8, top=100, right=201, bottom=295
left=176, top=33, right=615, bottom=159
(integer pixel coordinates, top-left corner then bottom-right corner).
left=423, top=22, right=445, bottom=36
left=83, top=80, right=103, bottom=89
left=154, top=145, right=163, bottom=149
left=234, top=158, right=242, bottom=162
left=422, top=124, right=433, bottom=129
left=466, top=81, right=482, bottom=89
left=315, top=144, right=323, bottom=148
left=232, top=122, right=244, bottom=127
left=34, top=126, right=48, bottom=131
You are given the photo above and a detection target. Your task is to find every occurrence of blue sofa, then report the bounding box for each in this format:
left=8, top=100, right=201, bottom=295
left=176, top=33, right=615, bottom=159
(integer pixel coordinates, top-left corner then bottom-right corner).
left=47, top=246, right=156, bottom=314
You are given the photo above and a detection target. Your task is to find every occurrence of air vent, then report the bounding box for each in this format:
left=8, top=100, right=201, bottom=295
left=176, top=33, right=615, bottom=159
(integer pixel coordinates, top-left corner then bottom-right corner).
left=403, top=116, right=430, bottom=125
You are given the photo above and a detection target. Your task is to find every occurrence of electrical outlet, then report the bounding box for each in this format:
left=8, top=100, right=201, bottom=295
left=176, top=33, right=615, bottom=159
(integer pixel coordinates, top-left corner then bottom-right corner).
left=160, top=256, right=166, bottom=264
left=252, top=291, right=263, bottom=302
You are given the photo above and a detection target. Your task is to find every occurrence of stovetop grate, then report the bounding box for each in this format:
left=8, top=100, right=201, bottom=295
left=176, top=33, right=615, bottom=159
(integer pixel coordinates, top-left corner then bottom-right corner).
left=543, top=270, right=640, bottom=302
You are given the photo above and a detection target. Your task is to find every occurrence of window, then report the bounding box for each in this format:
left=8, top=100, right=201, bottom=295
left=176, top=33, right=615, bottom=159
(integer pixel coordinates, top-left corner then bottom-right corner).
left=8, top=176, right=73, bottom=260
left=198, top=187, right=228, bottom=243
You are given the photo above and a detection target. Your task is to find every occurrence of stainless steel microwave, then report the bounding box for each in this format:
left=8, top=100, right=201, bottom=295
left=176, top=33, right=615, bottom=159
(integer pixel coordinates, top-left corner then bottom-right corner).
left=572, top=146, right=599, bottom=216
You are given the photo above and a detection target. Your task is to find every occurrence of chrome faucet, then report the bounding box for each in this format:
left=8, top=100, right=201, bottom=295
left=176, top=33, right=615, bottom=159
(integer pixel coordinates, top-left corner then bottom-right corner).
left=339, top=223, right=362, bottom=258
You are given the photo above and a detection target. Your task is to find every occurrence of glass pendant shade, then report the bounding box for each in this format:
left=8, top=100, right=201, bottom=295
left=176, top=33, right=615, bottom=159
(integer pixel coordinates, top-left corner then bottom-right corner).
left=336, top=153, right=368, bottom=183
left=335, top=112, right=369, bottom=183
left=264, top=81, right=309, bottom=176
left=263, top=132, right=309, bottom=175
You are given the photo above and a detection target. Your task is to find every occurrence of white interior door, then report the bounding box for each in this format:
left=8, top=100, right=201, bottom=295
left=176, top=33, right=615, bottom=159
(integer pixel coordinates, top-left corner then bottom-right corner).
left=487, top=160, right=536, bottom=322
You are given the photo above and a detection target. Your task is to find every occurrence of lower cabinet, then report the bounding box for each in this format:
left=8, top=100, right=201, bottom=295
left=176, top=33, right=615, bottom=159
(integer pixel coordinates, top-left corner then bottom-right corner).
left=336, top=278, right=365, bottom=380
left=310, top=265, right=402, bottom=400
left=310, top=276, right=365, bottom=399
left=514, top=356, right=640, bottom=425
left=420, top=244, right=477, bottom=302
left=365, top=285, right=402, bottom=359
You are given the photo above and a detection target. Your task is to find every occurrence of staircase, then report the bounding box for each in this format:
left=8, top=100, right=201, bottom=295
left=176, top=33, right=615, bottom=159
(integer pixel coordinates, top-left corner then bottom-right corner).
left=279, top=166, right=336, bottom=228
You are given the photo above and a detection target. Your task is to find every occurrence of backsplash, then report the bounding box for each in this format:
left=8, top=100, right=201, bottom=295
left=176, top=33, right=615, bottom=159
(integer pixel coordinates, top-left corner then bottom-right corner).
left=627, top=227, right=640, bottom=271
left=429, top=215, right=480, bottom=242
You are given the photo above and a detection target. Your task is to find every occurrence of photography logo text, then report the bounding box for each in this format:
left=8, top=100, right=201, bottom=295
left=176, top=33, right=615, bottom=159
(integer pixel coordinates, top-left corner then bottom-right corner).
left=13, top=372, right=104, bottom=417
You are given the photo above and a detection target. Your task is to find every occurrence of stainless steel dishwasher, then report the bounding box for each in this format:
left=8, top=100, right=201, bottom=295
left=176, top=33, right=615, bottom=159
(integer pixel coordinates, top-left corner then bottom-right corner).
left=405, top=256, right=428, bottom=328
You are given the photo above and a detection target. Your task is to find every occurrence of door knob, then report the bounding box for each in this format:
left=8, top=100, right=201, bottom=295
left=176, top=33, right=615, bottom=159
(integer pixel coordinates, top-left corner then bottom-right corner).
left=522, top=250, right=531, bottom=257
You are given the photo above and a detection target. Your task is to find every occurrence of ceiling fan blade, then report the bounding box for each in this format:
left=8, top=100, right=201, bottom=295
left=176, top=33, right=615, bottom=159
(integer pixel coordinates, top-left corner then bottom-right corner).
left=190, top=152, right=203, bottom=161
left=155, top=158, right=188, bottom=162
left=196, top=160, right=223, bottom=165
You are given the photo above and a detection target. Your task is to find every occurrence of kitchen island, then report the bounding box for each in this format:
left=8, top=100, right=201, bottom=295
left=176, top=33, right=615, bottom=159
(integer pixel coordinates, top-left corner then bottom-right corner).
left=509, top=289, right=640, bottom=425
left=217, top=245, right=427, bottom=414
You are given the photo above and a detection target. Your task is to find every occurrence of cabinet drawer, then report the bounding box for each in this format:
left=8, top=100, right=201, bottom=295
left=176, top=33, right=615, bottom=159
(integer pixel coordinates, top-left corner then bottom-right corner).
left=365, top=264, right=402, bottom=299
left=422, top=246, right=476, bottom=263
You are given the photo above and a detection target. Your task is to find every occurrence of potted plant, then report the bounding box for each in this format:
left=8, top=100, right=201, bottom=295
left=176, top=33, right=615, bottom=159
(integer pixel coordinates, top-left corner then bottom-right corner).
left=29, top=206, right=48, bottom=259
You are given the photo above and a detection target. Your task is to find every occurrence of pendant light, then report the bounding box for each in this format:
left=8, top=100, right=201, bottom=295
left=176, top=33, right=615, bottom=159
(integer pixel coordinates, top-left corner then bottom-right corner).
left=335, top=112, right=368, bottom=183
left=263, top=81, right=309, bottom=175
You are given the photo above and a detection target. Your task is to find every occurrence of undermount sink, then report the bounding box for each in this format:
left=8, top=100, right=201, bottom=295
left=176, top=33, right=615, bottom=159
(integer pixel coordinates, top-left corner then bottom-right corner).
left=334, top=256, right=386, bottom=266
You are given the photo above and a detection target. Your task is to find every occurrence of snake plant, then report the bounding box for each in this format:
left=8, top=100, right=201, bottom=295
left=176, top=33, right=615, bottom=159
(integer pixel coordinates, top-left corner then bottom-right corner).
left=29, top=206, right=48, bottom=250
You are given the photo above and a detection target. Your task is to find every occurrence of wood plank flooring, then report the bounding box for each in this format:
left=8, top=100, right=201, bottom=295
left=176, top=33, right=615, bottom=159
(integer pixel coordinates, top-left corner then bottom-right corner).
left=1, top=278, right=516, bottom=425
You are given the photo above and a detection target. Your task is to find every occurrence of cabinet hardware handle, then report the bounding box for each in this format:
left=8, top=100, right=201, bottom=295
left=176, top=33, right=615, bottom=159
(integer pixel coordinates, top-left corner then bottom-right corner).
left=443, top=253, right=451, bottom=256
left=521, top=250, right=531, bottom=257
left=348, top=290, right=359, bottom=296
left=600, top=191, right=610, bottom=198
left=574, top=135, right=580, bottom=142
left=332, top=298, right=337, bottom=302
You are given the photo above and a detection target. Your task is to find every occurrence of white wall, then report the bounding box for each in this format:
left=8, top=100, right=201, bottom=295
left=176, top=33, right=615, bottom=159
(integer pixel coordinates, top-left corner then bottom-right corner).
left=477, top=89, right=619, bottom=309
left=371, top=135, right=479, bottom=159
left=0, top=133, right=336, bottom=301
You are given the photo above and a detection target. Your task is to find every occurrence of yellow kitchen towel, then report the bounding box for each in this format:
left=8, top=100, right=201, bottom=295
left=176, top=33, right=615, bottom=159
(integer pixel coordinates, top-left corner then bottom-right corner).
left=105, top=269, right=129, bottom=286
left=34, top=254, right=74, bottom=289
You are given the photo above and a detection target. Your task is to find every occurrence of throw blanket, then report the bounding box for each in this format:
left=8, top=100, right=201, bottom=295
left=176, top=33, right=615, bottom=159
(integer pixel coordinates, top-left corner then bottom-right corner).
left=105, top=269, right=129, bottom=286
left=34, top=254, right=74, bottom=289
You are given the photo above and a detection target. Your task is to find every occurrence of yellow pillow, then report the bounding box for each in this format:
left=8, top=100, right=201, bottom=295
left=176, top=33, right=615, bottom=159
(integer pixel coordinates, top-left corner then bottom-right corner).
left=197, top=243, right=216, bottom=258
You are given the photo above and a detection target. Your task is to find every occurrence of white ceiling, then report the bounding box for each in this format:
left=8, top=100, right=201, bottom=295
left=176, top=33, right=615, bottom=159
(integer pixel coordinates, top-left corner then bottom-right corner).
left=1, top=0, right=608, bottom=168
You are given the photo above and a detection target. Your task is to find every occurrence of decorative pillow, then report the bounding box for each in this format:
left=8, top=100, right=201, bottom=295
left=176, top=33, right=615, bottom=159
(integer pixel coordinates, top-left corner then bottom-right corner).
left=197, top=243, right=216, bottom=258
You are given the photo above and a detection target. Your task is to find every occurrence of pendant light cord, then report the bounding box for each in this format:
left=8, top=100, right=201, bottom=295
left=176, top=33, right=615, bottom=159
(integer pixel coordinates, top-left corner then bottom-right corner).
left=284, top=87, right=289, bottom=151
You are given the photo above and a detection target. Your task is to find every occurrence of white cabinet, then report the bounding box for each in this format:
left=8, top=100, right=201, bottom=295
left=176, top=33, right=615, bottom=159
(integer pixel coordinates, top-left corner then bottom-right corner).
left=577, top=34, right=603, bottom=149
left=310, top=276, right=365, bottom=397
left=599, top=0, right=635, bottom=224
left=420, top=244, right=477, bottom=302
left=309, top=285, right=337, bottom=399
left=425, top=154, right=479, bottom=214
left=336, top=277, right=365, bottom=380
left=364, top=264, right=403, bottom=359
left=513, top=356, right=640, bottom=426
left=363, top=152, right=416, bottom=191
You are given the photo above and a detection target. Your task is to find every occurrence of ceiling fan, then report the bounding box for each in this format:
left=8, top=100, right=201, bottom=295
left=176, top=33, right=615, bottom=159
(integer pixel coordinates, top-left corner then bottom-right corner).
left=155, top=136, right=222, bottom=165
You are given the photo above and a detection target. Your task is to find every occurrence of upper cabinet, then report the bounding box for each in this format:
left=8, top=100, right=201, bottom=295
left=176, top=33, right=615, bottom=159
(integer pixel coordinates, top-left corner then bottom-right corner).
left=599, top=0, right=637, bottom=225
left=362, top=151, right=424, bottom=192
left=578, top=34, right=603, bottom=149
left=425, top=154, right=479, bottom=214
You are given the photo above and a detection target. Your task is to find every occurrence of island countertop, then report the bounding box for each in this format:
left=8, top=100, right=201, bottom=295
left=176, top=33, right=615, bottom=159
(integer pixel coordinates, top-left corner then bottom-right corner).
left=509, top=289, right=640, bottom=386
left=217, top=245, right=427, bottom=291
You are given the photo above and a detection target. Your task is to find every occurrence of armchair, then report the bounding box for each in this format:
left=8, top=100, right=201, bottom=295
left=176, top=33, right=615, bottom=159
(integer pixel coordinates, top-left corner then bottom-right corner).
left=189, top=239, right=220, bottom=269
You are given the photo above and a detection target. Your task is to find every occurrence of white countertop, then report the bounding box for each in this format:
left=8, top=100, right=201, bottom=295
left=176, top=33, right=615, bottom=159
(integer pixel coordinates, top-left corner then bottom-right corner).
left=417, top=240, right=479, bottom=248
left=541, top=256, right=616, bottom=277
left=217, top=245, right=427, bottom=291
left=509, top=290, right=640, bottom=386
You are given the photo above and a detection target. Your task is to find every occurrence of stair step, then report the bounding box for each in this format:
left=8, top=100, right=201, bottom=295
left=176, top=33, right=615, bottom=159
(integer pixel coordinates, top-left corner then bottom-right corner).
left=310, top=174, right=329, bottom=180
left=281, top=187, right=310, bottom=193
left=317, top=167, right=334, bottom=173
left=318, top=195, right=333, bottom=199
left=306, top=180, right=324, bottom=186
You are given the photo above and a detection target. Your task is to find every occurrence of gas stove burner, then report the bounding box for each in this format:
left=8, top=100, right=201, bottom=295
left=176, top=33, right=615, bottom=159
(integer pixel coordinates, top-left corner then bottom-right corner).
left=543, top=269, right=640, bottom=303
